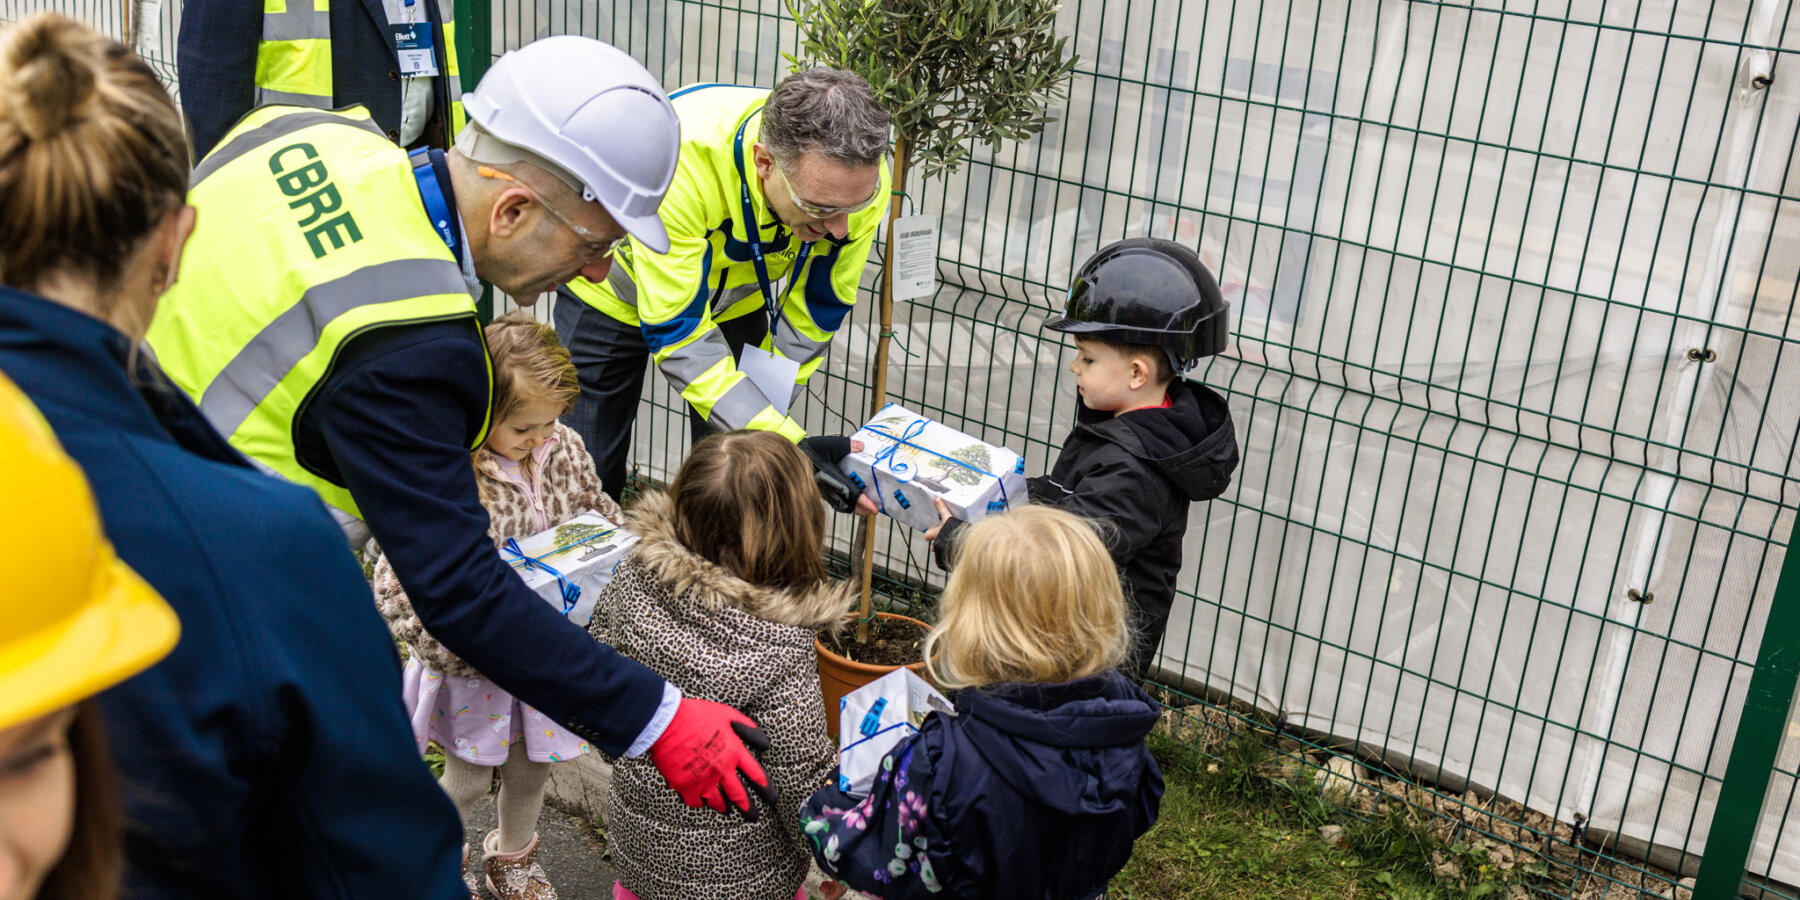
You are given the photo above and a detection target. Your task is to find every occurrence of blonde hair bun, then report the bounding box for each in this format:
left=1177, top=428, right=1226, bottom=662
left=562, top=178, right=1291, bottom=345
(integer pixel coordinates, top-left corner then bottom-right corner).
left=0, top=14, right=97, bottom=142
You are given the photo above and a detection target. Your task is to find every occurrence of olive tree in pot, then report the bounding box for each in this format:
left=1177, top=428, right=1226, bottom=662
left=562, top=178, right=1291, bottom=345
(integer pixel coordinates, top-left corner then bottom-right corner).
left=788, top=0, right=1077, bottom=721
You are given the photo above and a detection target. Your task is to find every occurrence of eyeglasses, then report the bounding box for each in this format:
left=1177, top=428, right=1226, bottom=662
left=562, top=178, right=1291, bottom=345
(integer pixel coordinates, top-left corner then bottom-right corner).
left=478, top=165, right=628, bottom=263
left=774, top=159, right=881, bottom=219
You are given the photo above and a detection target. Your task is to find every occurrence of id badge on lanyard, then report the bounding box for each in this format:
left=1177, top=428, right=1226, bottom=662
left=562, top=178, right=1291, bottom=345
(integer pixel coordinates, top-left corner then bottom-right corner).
left=391, top=1, right=439, bottom=77
left=732, top=114, right=812, bottom=416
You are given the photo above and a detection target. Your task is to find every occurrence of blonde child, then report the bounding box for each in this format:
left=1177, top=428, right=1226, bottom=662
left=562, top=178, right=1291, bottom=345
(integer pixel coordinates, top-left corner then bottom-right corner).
left=590, top=430, right=852, bottom=900
left=804, top=506, right=1165, bottom=900
left=372, top=312, right=624, bottom=900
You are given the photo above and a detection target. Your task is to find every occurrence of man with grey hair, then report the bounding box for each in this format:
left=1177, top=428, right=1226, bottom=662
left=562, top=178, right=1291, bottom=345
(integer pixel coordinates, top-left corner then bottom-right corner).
left=556, top=69, right=891, bottom=503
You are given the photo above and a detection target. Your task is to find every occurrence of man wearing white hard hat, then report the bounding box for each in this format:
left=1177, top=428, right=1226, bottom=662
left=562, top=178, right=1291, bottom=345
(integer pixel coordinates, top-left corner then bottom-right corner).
left=146, top=34, right=775, bottom=861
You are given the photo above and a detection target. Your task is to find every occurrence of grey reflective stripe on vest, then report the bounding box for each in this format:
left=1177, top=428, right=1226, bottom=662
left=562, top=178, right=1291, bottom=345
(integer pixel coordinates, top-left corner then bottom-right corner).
left=652, top=327, right=782, bottom=431
left=714, top=283, right=760, bottom=316
left=706, top=373, right=785, bottom=431
left=192, top=111, right=385, bottom=186
left=656, top=327, right=733, bottom=396
left=263, top=0, right=329, bottom=41
left=603, top=263, right=638, bottom=307
left=770, top=312, right=829, bottom=369
left=253, top=87, right=333, bottom=109
left=199, top=257, right=469, bottom=437
left=600, top=265, right=761, bottom=320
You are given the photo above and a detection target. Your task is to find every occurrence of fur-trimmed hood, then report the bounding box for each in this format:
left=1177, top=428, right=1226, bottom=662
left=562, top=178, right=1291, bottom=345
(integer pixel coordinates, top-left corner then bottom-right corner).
left=590, top=491, right=848, bottom=900
left=625, top=491, right=854, bottom=630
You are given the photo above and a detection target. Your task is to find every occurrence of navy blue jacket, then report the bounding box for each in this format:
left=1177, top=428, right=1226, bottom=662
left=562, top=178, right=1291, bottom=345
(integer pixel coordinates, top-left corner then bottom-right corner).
left=802, top=671, right=1164, bottom=899
left=273, top=152, right=665, bottom=754
left=179, top=0, right=455, bottom=158
left=0, top=289, right=467, bottom=900
left=296, top=319, right=666, bottom=755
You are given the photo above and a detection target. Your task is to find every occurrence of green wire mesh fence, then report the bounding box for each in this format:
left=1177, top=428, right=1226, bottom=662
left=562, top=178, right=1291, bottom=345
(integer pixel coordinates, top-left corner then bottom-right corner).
left=504, top=3, right=1800, bottom=894
left=8, top=0, right=1798, bottom=895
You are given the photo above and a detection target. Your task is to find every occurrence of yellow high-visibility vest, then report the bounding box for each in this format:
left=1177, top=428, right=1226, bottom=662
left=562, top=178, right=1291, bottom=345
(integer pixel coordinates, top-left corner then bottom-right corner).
left=254, top=0, right=467, bottom=144
left=146, top=105, right=489, bottom=518
left=564, top=84, right=890, bottom=440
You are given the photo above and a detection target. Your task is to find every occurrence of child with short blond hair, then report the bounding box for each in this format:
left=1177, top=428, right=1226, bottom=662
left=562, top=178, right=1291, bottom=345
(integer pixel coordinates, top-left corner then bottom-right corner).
left=805, top=505, right=1165, bottom=900
left=372, top=311, right=623, bottom=900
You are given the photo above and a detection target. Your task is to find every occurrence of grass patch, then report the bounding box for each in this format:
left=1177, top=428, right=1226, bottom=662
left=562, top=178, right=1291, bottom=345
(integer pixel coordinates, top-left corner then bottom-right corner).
left=423, top=741, right=446, bottom=778
left=1109, top=732, right=1541, bottom=899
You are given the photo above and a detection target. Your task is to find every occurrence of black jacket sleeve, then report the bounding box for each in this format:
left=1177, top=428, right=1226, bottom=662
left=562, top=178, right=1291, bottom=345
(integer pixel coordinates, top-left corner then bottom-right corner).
left=930, top=516, right=966, bottom=572
left=303, top=323, right=665, bottom=757
left=1026, top=456, right=1168, bottom=568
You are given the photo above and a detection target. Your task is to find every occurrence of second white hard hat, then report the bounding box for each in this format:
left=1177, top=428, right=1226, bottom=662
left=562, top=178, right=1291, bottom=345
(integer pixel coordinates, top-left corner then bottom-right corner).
left=460, top=35, right=679, bottom=253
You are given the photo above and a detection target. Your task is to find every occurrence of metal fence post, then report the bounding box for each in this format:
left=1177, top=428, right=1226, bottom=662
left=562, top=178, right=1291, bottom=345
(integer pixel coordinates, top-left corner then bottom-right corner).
left=1693, top=512, right=1800, bottom=898
left=454, top=0, right=494, bottom=322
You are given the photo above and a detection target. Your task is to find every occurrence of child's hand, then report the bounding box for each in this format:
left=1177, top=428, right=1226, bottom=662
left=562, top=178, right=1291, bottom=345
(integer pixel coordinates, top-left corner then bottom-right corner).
left=819, top=880, right=848, bottom=899
left=922, top=498, right=953, bottom=541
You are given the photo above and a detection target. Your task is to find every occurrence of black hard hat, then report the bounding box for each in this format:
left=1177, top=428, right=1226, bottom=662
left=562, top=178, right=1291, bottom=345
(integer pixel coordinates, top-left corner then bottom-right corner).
left=1046, top=237, right=1231, bottom=372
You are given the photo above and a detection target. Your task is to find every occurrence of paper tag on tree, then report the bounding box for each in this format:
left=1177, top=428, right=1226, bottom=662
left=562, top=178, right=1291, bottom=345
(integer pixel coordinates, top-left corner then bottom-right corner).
left=891, top=215, right=938, bottom=301
left=134, top=0, right=162, bottom=51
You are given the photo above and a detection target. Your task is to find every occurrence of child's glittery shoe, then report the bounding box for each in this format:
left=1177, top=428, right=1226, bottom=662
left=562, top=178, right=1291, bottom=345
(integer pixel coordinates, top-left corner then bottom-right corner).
left=460, top=844, right=481, bottom=900
left=481, top=830, right=558, bottom=900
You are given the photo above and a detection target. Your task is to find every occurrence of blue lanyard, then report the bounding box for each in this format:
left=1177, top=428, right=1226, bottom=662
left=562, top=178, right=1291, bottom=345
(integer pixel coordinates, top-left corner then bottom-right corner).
left=732, top=114, right=812, bottom=335
left=409, top=147, right=458, bottom=256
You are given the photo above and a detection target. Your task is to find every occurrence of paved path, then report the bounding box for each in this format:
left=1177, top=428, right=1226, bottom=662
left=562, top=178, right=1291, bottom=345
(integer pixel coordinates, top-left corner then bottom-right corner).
left=463, top=795, right=617, bottom=900
left=459, top=783, right=843, bottom=900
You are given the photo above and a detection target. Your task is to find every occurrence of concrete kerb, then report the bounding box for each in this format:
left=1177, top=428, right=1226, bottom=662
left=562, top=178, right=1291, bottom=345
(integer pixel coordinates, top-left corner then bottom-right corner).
left=542, top=754, right=848, bottom=899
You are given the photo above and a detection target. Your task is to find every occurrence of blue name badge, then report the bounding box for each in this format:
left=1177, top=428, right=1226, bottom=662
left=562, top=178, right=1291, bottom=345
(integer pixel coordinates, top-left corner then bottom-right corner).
left=391, top=22, right=439, bottom=77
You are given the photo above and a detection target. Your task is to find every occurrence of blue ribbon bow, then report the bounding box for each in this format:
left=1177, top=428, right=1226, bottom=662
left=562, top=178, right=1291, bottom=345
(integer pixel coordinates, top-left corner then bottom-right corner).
left=503, top=537, right=581, bottom=614
left=869, top=418, right=928, bottom=483
left=863, top=416, right=1009, bottom=517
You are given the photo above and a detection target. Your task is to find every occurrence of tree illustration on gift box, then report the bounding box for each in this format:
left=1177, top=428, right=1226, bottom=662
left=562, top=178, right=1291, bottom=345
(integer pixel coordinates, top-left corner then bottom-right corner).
left=552, top=521, right=612, bottom=550
left=932, top=444, right=991, bottom=487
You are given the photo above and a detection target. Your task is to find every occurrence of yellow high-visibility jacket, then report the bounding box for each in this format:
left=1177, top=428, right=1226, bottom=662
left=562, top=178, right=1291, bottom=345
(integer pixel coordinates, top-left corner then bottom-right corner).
left=563, top=84, right=890, bottom=440
left=146, top=105, right=488, bottom=519
left=253, top=0, right=466, bottom=145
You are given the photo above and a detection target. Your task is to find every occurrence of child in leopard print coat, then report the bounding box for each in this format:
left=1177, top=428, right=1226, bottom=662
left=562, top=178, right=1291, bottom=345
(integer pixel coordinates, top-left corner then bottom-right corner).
left=371, top=312, right=623, bottom=900
left=589, top=430, right=855, bottom=900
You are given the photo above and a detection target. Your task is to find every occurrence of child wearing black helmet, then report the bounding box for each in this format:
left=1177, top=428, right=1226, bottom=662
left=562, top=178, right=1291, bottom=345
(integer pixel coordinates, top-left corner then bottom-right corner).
left=927, top=237, right=1239, bottom=679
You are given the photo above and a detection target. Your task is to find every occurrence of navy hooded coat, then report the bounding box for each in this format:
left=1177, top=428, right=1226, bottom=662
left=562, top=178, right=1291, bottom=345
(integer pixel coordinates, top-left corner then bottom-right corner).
left=802, top=670, right=1164, bottom=899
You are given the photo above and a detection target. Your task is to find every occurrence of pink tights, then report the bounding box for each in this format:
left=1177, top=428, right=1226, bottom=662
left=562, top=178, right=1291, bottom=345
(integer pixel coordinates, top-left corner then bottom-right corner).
left=613, top=882, right=808, bottom=900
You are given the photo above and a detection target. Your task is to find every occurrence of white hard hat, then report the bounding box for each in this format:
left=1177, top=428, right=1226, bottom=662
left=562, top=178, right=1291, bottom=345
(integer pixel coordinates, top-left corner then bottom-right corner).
left=460, top=36, right=679, bottom=253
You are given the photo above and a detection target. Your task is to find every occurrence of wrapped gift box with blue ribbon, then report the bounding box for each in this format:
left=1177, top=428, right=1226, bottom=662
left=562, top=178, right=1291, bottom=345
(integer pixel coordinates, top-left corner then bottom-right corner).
left=837, top=667, right=954, bottom=798
left=846, top=403, right=1029, bottom=532
left=501, top=510, right=637, bottom=628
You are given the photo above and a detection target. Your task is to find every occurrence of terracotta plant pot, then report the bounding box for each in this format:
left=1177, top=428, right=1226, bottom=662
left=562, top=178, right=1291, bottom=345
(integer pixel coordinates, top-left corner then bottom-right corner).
left=816, top=611, right=932, bottom=740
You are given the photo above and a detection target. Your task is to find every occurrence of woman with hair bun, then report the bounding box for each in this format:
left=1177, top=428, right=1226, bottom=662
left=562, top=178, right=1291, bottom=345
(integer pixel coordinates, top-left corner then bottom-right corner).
left=0, top=14, right=470, bottom=900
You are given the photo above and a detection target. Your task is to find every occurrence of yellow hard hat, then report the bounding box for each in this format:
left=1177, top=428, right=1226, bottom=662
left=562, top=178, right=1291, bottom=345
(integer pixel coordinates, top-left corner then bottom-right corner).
left=0, top=369, right=178, bottom=731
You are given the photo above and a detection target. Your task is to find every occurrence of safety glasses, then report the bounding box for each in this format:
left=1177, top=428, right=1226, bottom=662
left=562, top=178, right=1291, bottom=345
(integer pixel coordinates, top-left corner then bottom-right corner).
left=773, top=159, right=881, bottom=219
left=478, top=165, right=627, bottom=264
